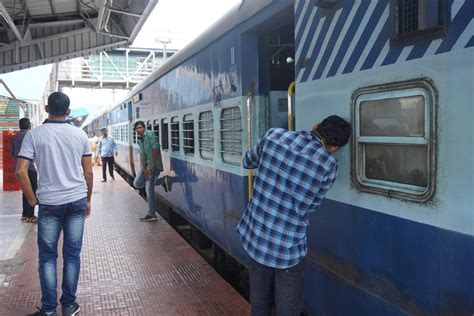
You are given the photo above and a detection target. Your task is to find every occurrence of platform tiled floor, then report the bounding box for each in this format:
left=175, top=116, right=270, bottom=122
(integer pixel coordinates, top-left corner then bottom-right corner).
left=0, top=166, right=250, bottom=315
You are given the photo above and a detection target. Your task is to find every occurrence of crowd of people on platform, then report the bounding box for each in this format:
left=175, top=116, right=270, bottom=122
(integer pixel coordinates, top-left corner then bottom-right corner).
left=13, top=90, right=350, bottom=316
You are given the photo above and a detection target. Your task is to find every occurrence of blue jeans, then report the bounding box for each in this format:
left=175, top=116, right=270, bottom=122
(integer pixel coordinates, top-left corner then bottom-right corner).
left=248, top=258, right=305, bottom=316
left=133, top=168, right=159, bottom=217
left=37, top=198, right=86, bottom=313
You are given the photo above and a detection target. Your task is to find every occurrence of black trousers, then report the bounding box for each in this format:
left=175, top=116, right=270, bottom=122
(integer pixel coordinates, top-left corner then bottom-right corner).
left=248, top=258, right=305, bottom=316
left=101, top=156, right=115, bottom=180
left=22, top=170, right=38, bottom=217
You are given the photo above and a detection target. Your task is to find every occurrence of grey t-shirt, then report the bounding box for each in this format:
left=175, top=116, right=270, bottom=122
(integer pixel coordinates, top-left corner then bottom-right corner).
left=18, top=121, right=92, bottom=205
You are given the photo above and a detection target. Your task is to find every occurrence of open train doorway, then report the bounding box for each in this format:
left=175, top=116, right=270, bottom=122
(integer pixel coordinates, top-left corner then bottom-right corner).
left=262, top=21, right=295, bottom=130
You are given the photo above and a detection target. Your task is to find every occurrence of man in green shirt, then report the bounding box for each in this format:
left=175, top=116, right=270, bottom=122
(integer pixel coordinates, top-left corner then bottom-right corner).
left=133, top=121, right=163, bottom=221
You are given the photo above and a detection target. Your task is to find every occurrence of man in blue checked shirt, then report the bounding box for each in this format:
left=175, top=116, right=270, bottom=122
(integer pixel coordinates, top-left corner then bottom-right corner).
left=237, top=115, right=351, bottom=316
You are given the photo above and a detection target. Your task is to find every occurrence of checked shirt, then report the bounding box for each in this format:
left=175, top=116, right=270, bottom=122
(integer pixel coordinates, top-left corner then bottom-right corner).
left=236, top=128, right=338, bottom=268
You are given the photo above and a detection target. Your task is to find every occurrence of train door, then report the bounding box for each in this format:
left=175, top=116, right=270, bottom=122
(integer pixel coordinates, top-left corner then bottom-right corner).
left=261, top=21, right=295, bottom=130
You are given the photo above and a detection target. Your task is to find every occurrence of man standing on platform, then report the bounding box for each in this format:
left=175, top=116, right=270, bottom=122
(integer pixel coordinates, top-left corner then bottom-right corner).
left=133, top=120, right=163, bottom=222
left=16, top=91, right=93, bottom=316
left=12, top=117, right=38, bottom=223
left=236, top=115, right=351, bottom=316
left=97, top=127, right=116, bottom=182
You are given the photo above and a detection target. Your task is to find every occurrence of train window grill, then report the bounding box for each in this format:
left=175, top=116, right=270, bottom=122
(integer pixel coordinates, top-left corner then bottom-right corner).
left=171, top=117, right=180, bottom=152
left=396, top=0, right=445, bottom=35
left=153, top=119, right=160, bottom=142
left=161, top=119, right=169, bottom=150
left=199, top=111, right=214, bottom=160
left=352, top=80, right=436, bottom=202
left=183, top=114, right=195, bottom=155
left=220, top=107, right=242, bottom=165
left=133, top=130, right=137, bottom=144
left=399, top=0, right=418, bottom=34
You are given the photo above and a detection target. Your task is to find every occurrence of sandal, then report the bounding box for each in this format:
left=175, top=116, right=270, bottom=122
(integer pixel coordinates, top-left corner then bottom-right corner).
left=21, top=216, right=28, bottom=222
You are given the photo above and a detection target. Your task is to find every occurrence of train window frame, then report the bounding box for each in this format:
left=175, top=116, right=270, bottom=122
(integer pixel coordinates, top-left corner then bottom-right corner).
left=161, top=118, right=169, bottom=151
left=351, top=78, right=437, bottom=202
left=394, top=0, right=445, bottom=38
left=198, top=111, right=214, bottom=161
left=182, top=114, right=195, bottom=156
left=153, top=119, right=160, bottom=142
left=220, top=107, right=243, bottom=165
left=171, top=116, right=180, bottom=152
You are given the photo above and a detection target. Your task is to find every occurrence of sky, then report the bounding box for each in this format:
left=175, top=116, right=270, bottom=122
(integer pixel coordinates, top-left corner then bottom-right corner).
left=0, top=0, right=240, bottom=109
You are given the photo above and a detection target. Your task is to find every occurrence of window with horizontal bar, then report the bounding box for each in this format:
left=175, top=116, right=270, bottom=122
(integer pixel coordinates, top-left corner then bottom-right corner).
left=183, top=114, right=195, bottom=155
left=199, top=111, right=214, bottom=160
left=161, top=118, right=169, bottom=150
left=153, top=119, right=160, bottom=142
left=171, top=116, right=180, bottom=152
left=146, top=120, right=152, bottom=131
left=133, top=129, right=137, bottom=144
left=397, top=0, right=445, bottom=35
left=220, top=107, right=242, bottom=165
left=352, top=80, right=436, bottom=202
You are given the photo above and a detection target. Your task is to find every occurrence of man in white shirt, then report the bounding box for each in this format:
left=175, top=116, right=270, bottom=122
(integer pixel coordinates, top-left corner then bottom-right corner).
left=16, top=91, right=93, bottom=316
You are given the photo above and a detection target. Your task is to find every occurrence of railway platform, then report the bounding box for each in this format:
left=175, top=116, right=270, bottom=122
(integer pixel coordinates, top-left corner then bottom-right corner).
left=0, top=167, right=250, bottom=315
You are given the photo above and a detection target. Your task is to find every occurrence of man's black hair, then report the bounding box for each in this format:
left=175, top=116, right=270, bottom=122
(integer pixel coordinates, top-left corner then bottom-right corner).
left=47, top=91, right=70, bottom=116
left=101, top=128, right=107, bottom=132
left=314, top=115, right=351, bottom=147
left=19, top=117, right=31, bottom=130
left=134, top=120, right=145, bottom=130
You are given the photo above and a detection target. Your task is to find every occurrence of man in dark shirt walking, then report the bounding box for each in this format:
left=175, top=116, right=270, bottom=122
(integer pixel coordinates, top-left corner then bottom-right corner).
left=237, top=115, right=351, bottom=315
left=12, top=117, right=38, bottom=223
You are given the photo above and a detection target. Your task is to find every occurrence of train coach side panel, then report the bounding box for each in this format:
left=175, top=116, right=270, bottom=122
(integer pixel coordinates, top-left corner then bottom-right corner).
left=294, top=0, right=473, bottom=313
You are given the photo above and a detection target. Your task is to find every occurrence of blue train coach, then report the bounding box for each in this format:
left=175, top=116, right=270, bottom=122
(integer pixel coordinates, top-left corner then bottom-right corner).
left=85, top=0, right=474, bottom=314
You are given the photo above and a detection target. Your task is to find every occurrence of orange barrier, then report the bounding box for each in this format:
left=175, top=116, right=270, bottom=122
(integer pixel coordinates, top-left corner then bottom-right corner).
left=2, top=130, right=20, bottom=191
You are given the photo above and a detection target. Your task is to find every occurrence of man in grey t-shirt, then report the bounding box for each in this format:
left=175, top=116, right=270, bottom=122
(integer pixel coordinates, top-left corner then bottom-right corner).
left=16, top=92, right=93, bottom=316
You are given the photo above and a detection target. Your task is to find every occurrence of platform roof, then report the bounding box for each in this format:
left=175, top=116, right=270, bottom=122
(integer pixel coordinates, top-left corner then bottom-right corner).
left=0, top=0, right=158, bottom=74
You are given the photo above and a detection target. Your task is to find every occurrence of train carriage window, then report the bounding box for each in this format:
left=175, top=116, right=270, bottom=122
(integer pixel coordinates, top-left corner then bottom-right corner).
left=146, top=120, right=152, bottom=131
left=199, top=111, right=214, bottom=160
left=220, top=107, right=242, bottom=165
left=396, top=0, right=445, bottom=36
left=153, top=119, right=160, bottom=141
left=161, top=118, right=169, bottom=150
left=183, top=114, right=195, bottom=155
left=352, top=79, right=436, bottom=202
left=132, top=122, right=138, bottom=144
left=171, top=116, right=180, bottom=152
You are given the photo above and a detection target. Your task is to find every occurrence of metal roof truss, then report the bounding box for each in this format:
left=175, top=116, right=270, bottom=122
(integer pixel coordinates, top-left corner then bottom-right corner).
left=0, top=0, right=158, bottom=73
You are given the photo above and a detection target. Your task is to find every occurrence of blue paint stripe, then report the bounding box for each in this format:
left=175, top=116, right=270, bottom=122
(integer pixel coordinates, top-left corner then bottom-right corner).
left=406, top=39, right=432, bottom=61
left=295, top=0, right=306, bottom=30
left=312, top=2, right=355, bottom=80
left=381, top=43, right=404, bottom=66
left=295, top=2, right=315, bottom=51
left=327, top=1, right=370, bottom=78
left=436, top=0, right=474, bottom=54
left=360, top=17, right=393, bottom=70
left=466, top=36, right=474, bottom=48
left=342, top=1, right=387, bottom=74
left=296, top=10, right=324, bottom=79
left=300, top=14, right=335, bottom=82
